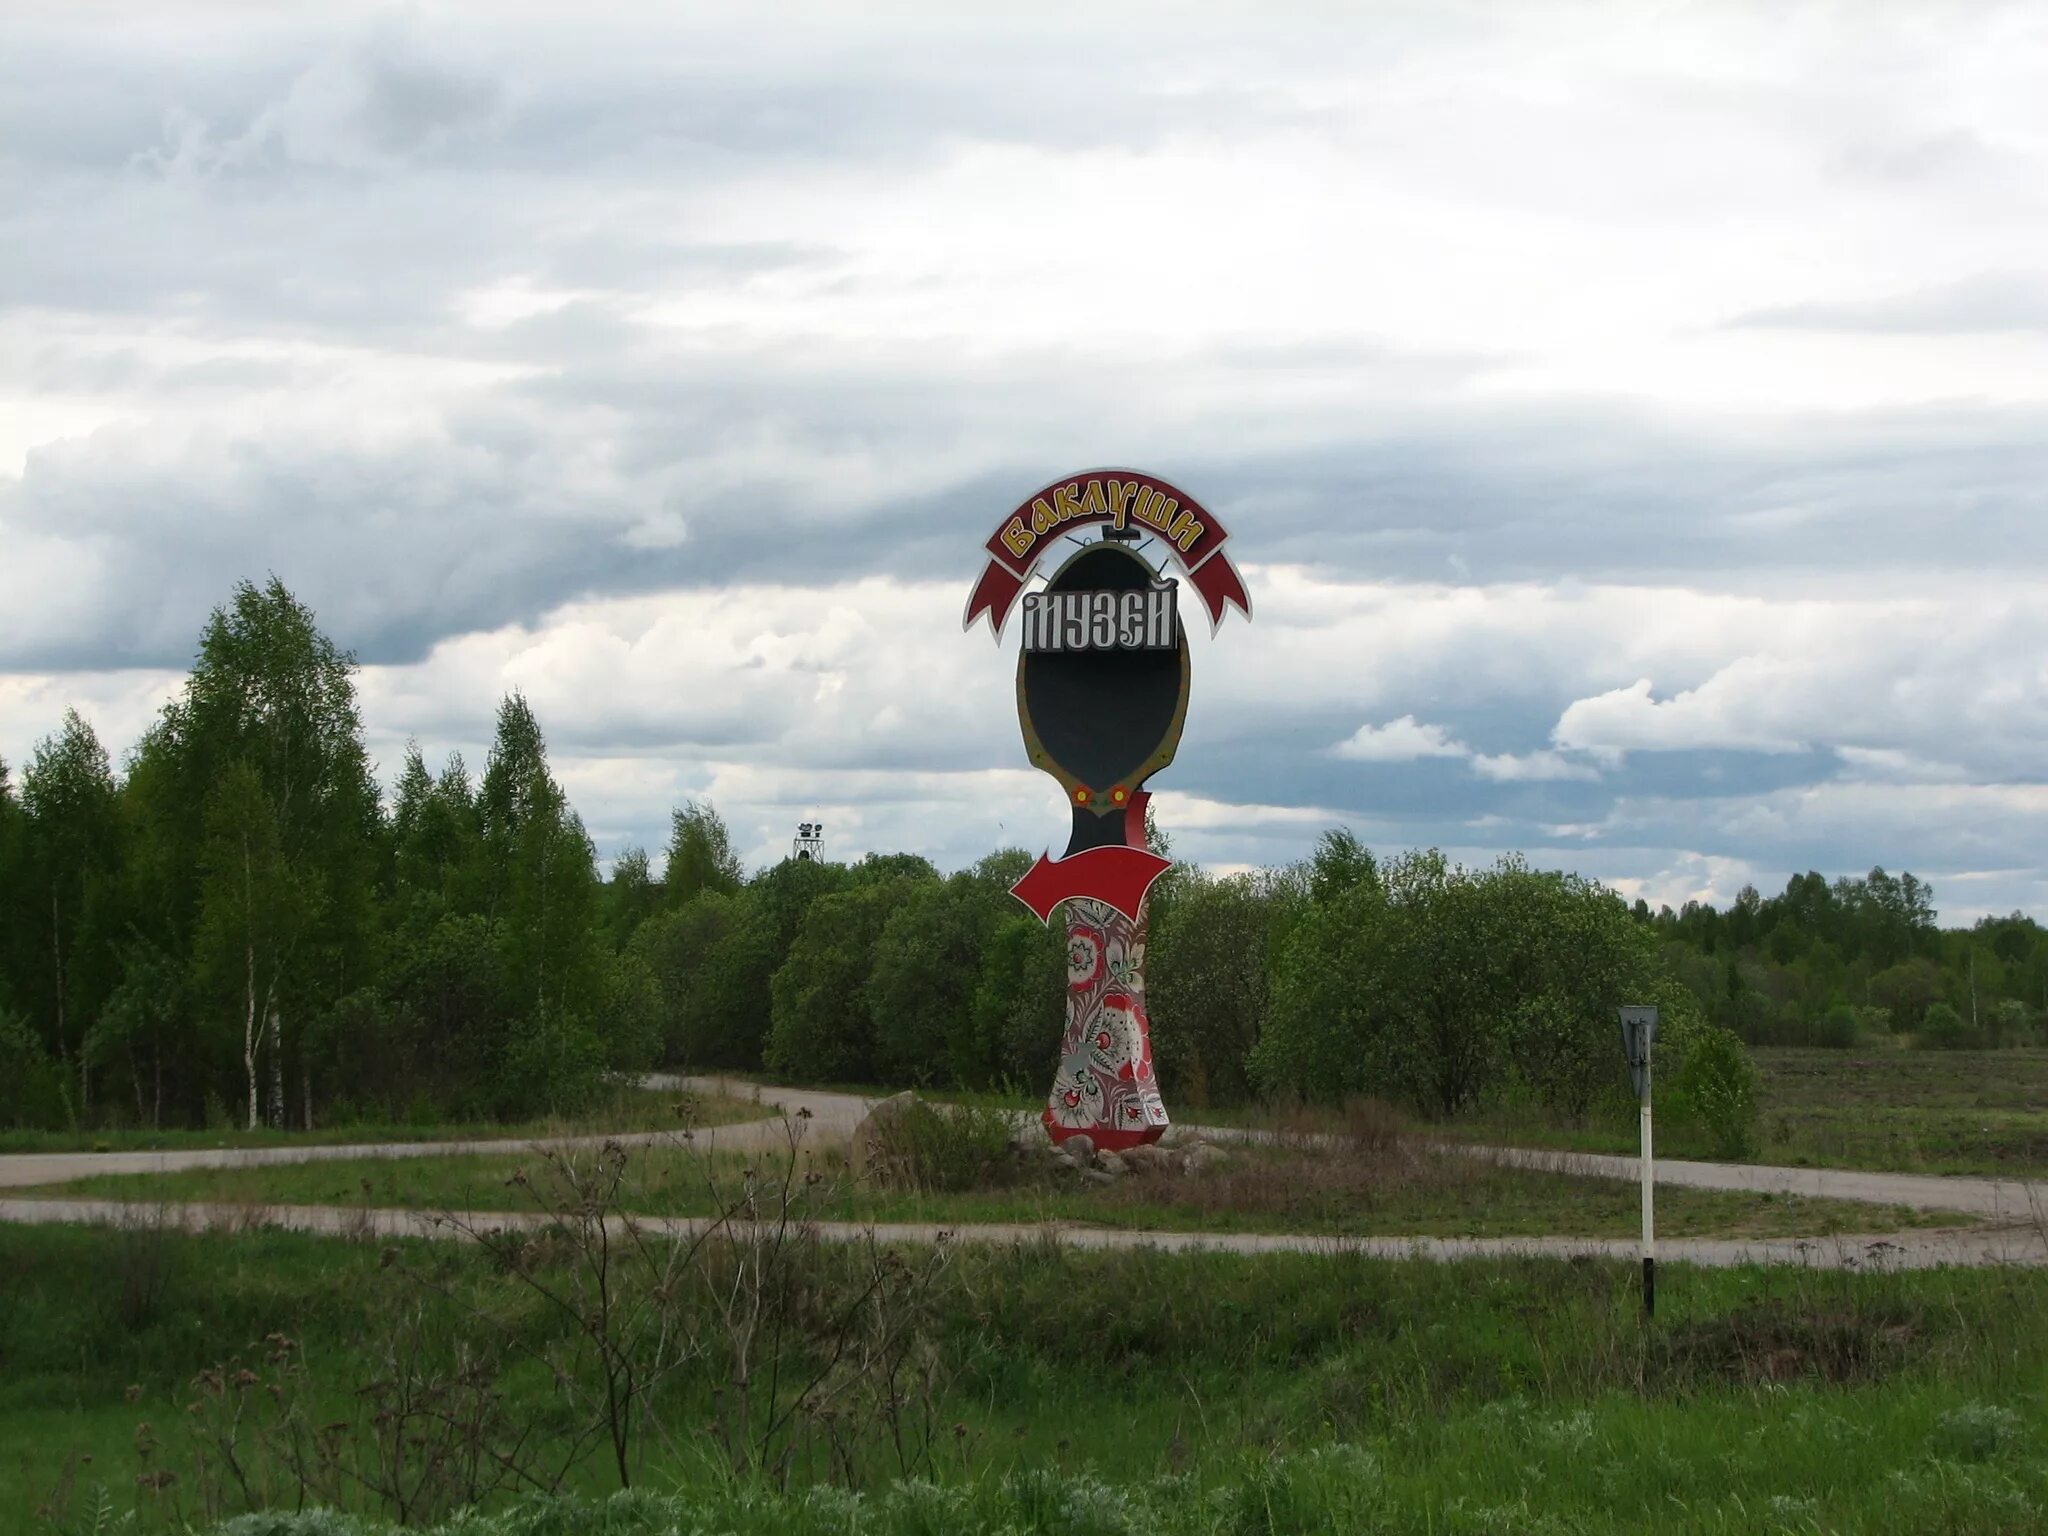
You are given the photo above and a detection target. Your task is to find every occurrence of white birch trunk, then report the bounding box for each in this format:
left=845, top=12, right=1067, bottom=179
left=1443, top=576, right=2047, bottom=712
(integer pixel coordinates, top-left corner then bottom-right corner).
left=268, top=1005, right=284, bottom=1130
left=243, top=938, right=259, bottom=1131
left=243, top=833, right=260, bottom=1131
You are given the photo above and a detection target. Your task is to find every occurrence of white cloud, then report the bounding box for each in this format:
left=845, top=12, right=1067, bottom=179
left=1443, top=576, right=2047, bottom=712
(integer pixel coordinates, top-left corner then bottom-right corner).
left=1553, top=668, right=1815, bottom=759
left=1331, top=715, right=1467, bottom=763
left=1471, top=749, right=1599, bottom=783
left=0, top=669, right=183, bottom=776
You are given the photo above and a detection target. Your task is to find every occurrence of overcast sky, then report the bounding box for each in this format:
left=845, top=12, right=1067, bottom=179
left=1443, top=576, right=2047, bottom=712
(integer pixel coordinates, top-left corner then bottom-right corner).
left=3, top=2, right=2043, bottom=922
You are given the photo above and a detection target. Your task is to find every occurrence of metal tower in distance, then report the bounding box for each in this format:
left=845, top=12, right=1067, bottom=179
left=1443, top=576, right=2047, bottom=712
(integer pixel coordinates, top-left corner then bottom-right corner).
left=792, top=821, right=824, bottom=862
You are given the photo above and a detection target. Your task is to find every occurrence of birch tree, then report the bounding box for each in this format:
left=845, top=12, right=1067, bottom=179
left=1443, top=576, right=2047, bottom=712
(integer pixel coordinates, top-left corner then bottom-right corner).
left=194, top=761, right=305, bottom=1128
left=139, top=579, right=377, bottom=1129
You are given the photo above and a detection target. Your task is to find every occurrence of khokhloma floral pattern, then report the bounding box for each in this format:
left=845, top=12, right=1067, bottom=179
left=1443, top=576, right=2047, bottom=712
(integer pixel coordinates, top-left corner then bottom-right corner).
left=1044, top=896, right=1168, bottom=1150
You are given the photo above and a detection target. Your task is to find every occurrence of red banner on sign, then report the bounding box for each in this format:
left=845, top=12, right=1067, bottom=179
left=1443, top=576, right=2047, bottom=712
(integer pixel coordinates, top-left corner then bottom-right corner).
left=964, top=469, right=1252, bottom=636
left=1009, top=845, right=1174, bottom=925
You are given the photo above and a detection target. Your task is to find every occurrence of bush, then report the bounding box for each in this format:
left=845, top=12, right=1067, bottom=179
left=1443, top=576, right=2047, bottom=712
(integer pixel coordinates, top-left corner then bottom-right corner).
left=863, top=1098, right=1020, bottom=1193
left=1987, top=998, right=2032, bottom=1048
left=1812, top=1003, right=1860, bottom=1049
left=0, top=1007, right=69, bottom=1130
left=1670, top=1023, right=1758, bottom=1158
left=1914, top=1002, right=1980, bottom=1051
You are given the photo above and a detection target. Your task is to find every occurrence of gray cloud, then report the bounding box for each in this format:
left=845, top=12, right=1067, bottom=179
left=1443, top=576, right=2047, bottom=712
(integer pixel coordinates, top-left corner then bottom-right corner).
left=6, top=2, right=2048, bottom=921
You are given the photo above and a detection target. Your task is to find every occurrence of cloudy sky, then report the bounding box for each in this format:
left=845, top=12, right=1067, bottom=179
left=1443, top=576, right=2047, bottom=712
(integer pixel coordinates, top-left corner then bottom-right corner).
left=3, top=2, right=2044, bottom=921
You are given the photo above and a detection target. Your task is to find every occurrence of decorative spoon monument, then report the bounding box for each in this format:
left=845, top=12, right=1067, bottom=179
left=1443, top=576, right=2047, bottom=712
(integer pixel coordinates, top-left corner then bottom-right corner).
left=966, top=470, right=1251, bottom=1149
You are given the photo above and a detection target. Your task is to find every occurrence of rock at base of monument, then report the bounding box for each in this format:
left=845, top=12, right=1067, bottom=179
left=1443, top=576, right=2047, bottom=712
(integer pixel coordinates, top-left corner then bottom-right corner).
left=849, top=1090, right=919, bottom=1179
left=1042, top=1111, right=1166, bottom=1154
left=1118, top=1142, right=1175, bottom=1175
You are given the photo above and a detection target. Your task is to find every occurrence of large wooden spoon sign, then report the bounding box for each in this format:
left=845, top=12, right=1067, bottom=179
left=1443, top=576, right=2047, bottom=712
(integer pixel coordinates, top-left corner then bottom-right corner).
left=965, top=469, right=1251, bottom=1149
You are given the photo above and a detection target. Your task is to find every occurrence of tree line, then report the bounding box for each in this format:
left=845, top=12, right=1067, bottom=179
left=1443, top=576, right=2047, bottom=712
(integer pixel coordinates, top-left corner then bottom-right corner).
left=4, top=577, right=2032, bottom=1142
left=1645, top=870, right=2048, bottom=1050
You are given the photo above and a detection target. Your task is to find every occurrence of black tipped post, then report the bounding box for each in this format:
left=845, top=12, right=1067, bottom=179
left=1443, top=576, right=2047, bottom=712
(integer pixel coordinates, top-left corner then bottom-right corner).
left=1642, top=1256, right=1656, bottom=1318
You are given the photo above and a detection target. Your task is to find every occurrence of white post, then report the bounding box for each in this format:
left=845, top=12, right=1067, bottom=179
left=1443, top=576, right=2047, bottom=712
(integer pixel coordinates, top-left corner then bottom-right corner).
left=1639, top=1054, right=1655, bottom=1317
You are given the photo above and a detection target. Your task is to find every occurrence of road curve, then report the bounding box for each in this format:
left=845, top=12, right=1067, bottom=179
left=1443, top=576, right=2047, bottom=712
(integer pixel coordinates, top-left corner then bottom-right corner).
left=672, top=1075, right=2046, bottom=1221
left=1, top=1073, right=2040, bottom=1270
left=0, top=1083, right=823, bottom=1191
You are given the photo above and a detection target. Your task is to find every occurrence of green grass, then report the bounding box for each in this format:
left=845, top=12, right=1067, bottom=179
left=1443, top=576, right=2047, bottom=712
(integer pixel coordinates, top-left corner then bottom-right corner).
left=1434, top=1048, right=2048, bottom=1178
left=0, top=1084, right=769, bottom=1156
left=1751, top=1047, right=2048, bottom=1175
left=8, top=1223, right=2048, bottom=1533
left=26, top=1136, right=1956, bottom=1240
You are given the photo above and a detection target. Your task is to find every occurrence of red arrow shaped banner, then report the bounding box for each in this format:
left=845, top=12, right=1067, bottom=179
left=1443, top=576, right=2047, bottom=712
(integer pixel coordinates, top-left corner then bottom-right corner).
left=1009, top=845, right=1173, bottom=925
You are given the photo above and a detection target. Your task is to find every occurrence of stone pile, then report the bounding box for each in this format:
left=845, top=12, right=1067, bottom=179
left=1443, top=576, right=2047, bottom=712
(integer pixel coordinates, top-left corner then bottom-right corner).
left=1013, top=1126, right=1230, bottom=1182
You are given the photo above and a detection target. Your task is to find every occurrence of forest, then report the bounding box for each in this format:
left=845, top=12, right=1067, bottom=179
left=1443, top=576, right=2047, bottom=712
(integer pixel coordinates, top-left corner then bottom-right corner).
left=2, top=578, right=2041, bottom=1142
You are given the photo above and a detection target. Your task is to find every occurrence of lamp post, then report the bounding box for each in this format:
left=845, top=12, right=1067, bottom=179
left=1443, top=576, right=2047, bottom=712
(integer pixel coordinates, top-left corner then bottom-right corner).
left=1619, top=1005, right=1659, bottom=1317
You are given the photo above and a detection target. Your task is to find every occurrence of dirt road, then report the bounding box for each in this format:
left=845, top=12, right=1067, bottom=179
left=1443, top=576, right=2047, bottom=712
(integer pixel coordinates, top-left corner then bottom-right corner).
left=1, top=1074, right=2038, bottom=1269
left=0, top=1192, right=2031, bottom=1270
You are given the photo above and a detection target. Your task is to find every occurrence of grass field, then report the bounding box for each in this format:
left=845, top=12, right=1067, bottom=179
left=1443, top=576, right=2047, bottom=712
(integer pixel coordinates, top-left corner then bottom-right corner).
left=0, top=1083, right=769, bottom=1156
left=1752, top=1048, right=2048, bottom=1174
left=8, top=1223, right=2048, bottom=1534
left=1435, top=1048, right=2048, bottom=1177
left=25, top=1133, right=1954, bottom=1241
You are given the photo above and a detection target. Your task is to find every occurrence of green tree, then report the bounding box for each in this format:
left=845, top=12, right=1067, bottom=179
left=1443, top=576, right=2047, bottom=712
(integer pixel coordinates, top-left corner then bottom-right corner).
left=478, top=694, right=610, bottom=1105
left=765, top=878, right=917, bottom=1082
left=605, top=846, right=660, bottom=949
left=1665, top=1006, right=1758, bottom=1157
left=134, top=579, right=379, bottom=1128
left=0, top=759, right=28, bottom=1025
left=850, top=851, right=941, bottom=886
left=968, top=914, right=1065, bottom=1090
left=1308, top=828, right=1378, bottom=905
left=688, top=894, right=784, bottom=1069
left=378, top=912, right=510, bottom=1116
left=20, top=708, right=122, bottom=1114
left=193, top=759, right=309, bottom=1129
left=664, top=800, right=741, bottom=906
left=1149, top=871, right=1279, bottom=1107
left=93, top=936, right=186, bottom=1129
left=1868, top=957, right=1945, bottom=1032
left=1488, top=861, right=1659, bottom=1119
left=703, top=856, right=855, bottom=1066
left=868, top=870, right=1004, bottom=1085
left=1255, top=852, right=1661, bottom=1118
left=630, top=889, right=750, bottom=1065
left=1248, top=868, right=1390, bottom=1105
